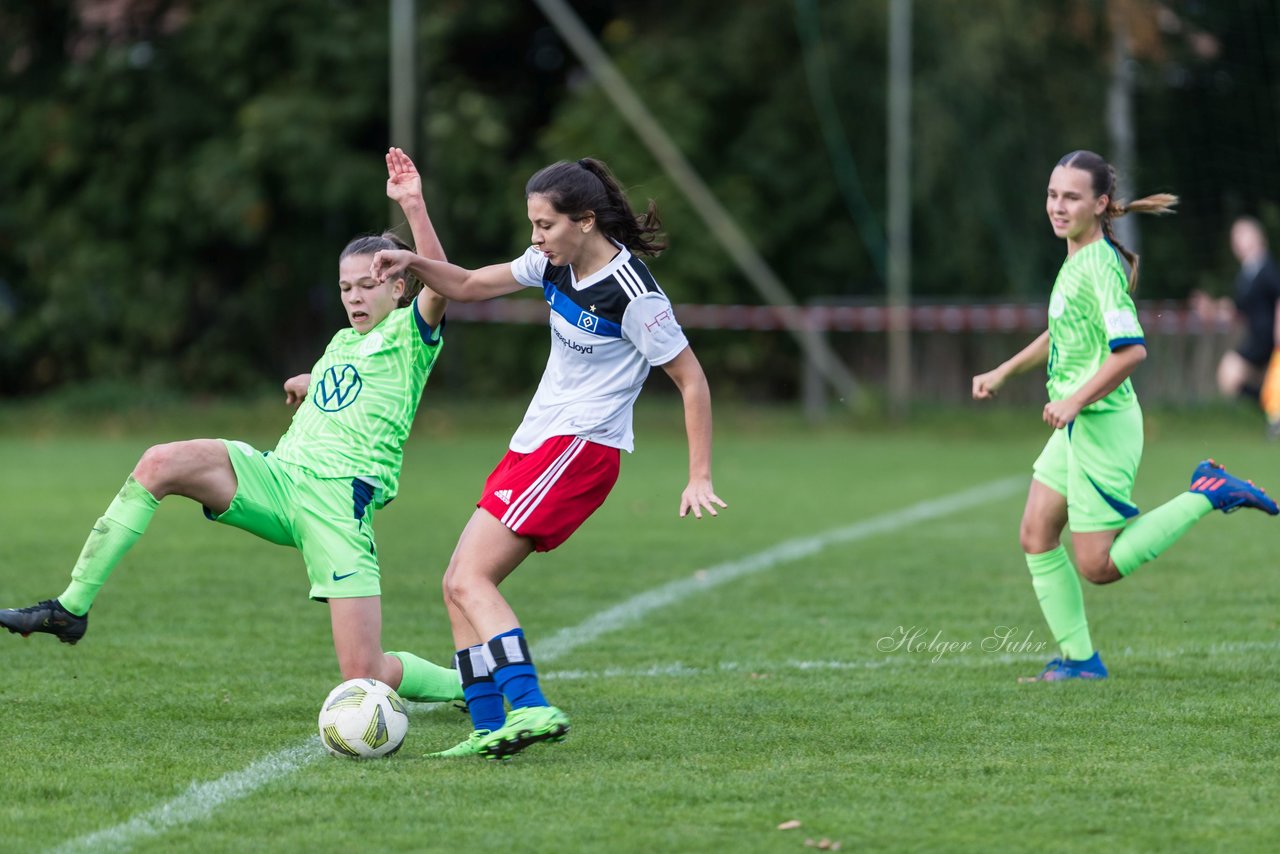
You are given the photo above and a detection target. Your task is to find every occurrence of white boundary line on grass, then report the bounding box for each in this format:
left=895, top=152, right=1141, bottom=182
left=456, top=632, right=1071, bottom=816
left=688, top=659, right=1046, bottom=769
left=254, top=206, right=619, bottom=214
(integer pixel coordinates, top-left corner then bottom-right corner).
left=54, top=476, right=1023, bottom=854
left=541, top=639, right=1280, bottom=682
left=56, top=743, right=322, bottom=854
left=533, top=476, right=1026, bottom=661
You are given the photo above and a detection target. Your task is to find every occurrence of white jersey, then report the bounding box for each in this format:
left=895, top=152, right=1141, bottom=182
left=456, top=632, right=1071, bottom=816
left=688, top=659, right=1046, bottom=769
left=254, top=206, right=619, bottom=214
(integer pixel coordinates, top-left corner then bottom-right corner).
left=508, top=243, right=689, bottom=453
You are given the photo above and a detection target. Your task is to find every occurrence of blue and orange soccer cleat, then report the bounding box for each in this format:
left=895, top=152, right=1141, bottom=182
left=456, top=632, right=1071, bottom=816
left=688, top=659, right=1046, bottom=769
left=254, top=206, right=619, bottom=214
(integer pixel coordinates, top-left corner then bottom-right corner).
left=1018, top=651, right=1108, bottom=683
left=1189, top=459, right=1279, bottom=515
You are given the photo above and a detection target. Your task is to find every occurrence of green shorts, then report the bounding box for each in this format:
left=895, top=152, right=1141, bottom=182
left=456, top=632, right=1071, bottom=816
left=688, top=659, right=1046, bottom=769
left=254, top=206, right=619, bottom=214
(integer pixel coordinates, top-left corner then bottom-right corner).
left=1032, top=404, right=1144, bottom=533
left=206, top=439, right=382, bottom=601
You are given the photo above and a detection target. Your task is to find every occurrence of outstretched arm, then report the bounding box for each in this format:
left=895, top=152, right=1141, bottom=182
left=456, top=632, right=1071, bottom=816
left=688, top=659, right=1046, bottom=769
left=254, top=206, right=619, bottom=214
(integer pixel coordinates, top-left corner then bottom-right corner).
left=661, top=346, right=727, bottom=519
left=385, top=147, right=447, bottom=328
left=371, top=249, right=525, bottom=303
left=972, top=330, right=1051, bottom=400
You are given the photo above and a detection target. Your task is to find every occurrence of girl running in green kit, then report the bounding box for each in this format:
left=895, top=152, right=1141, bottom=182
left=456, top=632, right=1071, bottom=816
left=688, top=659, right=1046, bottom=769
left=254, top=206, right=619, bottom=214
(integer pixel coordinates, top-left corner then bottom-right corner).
left=972, top=150, right=1277, bottom=682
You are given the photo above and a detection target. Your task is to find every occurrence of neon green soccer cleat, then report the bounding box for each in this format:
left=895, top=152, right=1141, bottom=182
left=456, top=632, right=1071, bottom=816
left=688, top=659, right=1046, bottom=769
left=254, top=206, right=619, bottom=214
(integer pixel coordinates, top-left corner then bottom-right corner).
left=427, top=729, right=491, bottom=758
left=477, top=706, right=570, bottom=760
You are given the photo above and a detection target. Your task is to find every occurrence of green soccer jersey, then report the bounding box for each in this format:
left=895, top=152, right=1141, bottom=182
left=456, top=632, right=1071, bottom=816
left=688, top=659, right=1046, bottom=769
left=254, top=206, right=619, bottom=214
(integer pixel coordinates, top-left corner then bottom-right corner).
left=273, top=304, right=443, bottom=506
left=1045, top=239, right=1145, bottom=412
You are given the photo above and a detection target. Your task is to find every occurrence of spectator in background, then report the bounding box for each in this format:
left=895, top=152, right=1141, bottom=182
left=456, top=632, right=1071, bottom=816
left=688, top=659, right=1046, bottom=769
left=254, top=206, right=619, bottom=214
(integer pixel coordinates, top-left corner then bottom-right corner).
left=1191, top=216, right=1280, bottom=400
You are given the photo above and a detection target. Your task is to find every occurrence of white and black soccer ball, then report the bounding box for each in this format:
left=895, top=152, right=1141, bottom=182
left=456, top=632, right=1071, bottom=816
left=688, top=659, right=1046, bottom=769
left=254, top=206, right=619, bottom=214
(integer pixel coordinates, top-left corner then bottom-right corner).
left=317, top=678, right=409, bottom=758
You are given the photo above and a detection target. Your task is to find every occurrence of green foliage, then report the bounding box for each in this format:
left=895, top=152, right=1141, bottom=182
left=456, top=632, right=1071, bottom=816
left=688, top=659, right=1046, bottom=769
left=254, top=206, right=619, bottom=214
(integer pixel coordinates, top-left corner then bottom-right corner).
left=2, top=1, right=1279, bottom=397
left=0, top=0, right=391, bottom=394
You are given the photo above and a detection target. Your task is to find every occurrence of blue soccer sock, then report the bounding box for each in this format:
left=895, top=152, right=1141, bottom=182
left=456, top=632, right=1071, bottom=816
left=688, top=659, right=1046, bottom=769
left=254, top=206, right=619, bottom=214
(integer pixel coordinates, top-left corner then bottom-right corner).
left=486, top=628, right=549, bottom=710
left=455, top=645, right=505, bottom=733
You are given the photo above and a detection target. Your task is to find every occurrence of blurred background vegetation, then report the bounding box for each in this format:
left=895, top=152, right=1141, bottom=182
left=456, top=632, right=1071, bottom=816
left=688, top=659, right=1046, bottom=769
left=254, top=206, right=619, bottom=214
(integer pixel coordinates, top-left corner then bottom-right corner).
left=1, top=0, right=1277, bottom=404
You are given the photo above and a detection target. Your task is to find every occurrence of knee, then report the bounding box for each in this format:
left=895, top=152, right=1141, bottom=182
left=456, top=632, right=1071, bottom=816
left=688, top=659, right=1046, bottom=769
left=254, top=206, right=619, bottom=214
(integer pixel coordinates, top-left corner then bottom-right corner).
left=1217, top=360, right=1244, bottom=397
left=132, top=443, right=180, bottom=494
left=1019, top=521, right=1059, bottom=555
left=1076, top=555, right=1121, bottom=585
left=442, top=564, right=495, bottom=615
left=441, top=565, right=469, bottom=609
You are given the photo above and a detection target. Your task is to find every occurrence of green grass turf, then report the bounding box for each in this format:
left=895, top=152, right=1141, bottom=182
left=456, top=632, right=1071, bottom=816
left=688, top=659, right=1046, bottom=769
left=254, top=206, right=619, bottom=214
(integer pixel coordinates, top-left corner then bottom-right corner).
left=1, top=402, right=1278, bottom=852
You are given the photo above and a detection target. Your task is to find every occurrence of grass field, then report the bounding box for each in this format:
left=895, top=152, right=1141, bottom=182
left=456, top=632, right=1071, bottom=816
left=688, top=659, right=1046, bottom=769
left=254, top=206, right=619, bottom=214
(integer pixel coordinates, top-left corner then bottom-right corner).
left=1, top=401, right=1278, bottom=852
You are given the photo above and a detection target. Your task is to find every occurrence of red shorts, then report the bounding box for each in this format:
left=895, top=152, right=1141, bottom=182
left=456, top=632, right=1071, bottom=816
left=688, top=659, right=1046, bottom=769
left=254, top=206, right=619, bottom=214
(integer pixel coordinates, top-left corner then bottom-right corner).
left=477, top=436, right=621, bottom=552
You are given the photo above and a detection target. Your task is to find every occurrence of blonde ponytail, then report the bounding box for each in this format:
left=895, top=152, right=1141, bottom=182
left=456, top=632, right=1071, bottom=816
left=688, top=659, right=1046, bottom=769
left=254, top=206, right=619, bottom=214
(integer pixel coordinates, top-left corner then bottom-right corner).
left=1103, top=192, right=1179, bottom=292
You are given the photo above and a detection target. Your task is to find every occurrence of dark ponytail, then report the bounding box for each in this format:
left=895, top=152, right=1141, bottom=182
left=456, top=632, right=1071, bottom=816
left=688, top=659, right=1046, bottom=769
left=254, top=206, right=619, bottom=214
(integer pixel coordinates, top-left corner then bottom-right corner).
left=525, top=158, right=667, bottom=255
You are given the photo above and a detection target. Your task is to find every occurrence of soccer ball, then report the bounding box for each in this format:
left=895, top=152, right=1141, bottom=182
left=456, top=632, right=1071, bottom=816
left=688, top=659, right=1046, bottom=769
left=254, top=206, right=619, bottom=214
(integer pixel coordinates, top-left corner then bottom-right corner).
left=317, top=678, right=409, bottom=758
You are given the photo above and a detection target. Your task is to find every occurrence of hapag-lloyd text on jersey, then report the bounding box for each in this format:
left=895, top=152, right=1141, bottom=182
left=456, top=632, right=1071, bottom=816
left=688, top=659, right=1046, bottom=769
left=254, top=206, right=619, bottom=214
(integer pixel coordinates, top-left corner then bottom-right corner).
left=553, top=325, right=594, bottom=355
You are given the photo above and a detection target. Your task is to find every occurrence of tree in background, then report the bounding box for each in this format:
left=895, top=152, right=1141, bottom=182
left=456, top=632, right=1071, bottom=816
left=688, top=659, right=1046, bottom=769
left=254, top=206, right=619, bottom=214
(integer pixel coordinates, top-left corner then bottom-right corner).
left=2, top=0, right=1277, bottom=399
left=0, top=0, right=393, bottom=395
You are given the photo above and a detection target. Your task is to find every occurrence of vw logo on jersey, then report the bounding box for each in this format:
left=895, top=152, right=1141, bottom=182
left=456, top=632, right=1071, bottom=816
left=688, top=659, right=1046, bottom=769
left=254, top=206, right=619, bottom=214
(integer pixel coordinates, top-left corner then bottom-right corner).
left=358, top=331, right=385, bottom=357
left=1048, top=292, right=1066, bottom=319
left=314, top=364, right=363, bottom=411
left=577, top=311, right=599, bottom=333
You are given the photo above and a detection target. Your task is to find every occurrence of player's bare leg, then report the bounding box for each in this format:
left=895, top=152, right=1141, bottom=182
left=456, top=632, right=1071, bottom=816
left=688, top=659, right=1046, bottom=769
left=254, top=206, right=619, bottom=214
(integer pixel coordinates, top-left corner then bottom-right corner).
left=0, top=439, right=236, bottom=643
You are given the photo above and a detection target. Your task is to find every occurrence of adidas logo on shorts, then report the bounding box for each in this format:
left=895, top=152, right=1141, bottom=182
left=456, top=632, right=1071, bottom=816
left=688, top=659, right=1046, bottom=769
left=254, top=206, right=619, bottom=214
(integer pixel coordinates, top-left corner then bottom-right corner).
left=494, top=489, right=513, bottom=504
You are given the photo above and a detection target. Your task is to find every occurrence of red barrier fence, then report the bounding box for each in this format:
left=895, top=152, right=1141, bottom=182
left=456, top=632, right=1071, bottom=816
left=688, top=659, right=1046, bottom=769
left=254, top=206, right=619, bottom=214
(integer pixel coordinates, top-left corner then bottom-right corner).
left=443, top=298, right=1237, bottom=409
left=445, top=300, right=1233, bottom=335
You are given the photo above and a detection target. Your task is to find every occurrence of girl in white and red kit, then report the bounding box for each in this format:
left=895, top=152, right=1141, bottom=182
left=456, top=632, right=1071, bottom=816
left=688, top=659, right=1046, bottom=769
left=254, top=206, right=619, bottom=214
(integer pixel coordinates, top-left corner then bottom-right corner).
left=371, top=157, right=726, bottom=759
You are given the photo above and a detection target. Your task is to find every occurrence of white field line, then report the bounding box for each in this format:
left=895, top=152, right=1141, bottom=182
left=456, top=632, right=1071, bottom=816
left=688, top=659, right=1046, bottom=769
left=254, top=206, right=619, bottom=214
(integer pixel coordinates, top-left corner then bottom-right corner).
left=534, top=476, right=1025, bottom=661
left=54, top=476, right=1022, bottom=854
left=55, top=743, right=321, bottom=854
left=542, top=640, right=1280, bottom=682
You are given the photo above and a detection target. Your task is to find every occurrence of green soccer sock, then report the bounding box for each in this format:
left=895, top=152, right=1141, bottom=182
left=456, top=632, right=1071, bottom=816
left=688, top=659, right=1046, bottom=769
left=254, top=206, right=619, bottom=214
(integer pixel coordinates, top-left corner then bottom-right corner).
left=1025, top=545, right=1094, bottom=661
left=388, top=651, right=464, bottom=702
left=1110, top=492, right=1213, bottom=577
left=58, top=476, right=160, bottom=616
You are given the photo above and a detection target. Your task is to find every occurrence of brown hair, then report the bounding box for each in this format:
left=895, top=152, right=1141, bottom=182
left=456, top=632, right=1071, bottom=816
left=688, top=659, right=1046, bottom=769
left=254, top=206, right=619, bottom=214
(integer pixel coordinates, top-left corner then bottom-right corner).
left=339, top=232, right=420, bottom=307
left=525, top=158, right=667, bottom=255
left=1056, top=150, right=1178, bottom=292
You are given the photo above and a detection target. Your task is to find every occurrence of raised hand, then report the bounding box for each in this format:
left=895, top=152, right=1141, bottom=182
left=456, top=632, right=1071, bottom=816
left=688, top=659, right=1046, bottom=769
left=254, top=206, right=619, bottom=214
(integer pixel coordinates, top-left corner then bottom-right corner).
left=385, top=147, right=423, bottom=206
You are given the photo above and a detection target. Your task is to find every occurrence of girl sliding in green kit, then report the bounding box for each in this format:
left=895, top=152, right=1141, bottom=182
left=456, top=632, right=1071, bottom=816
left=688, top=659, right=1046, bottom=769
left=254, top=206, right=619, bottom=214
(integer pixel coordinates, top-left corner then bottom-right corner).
left=1, top=149, right=464, bottom=704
